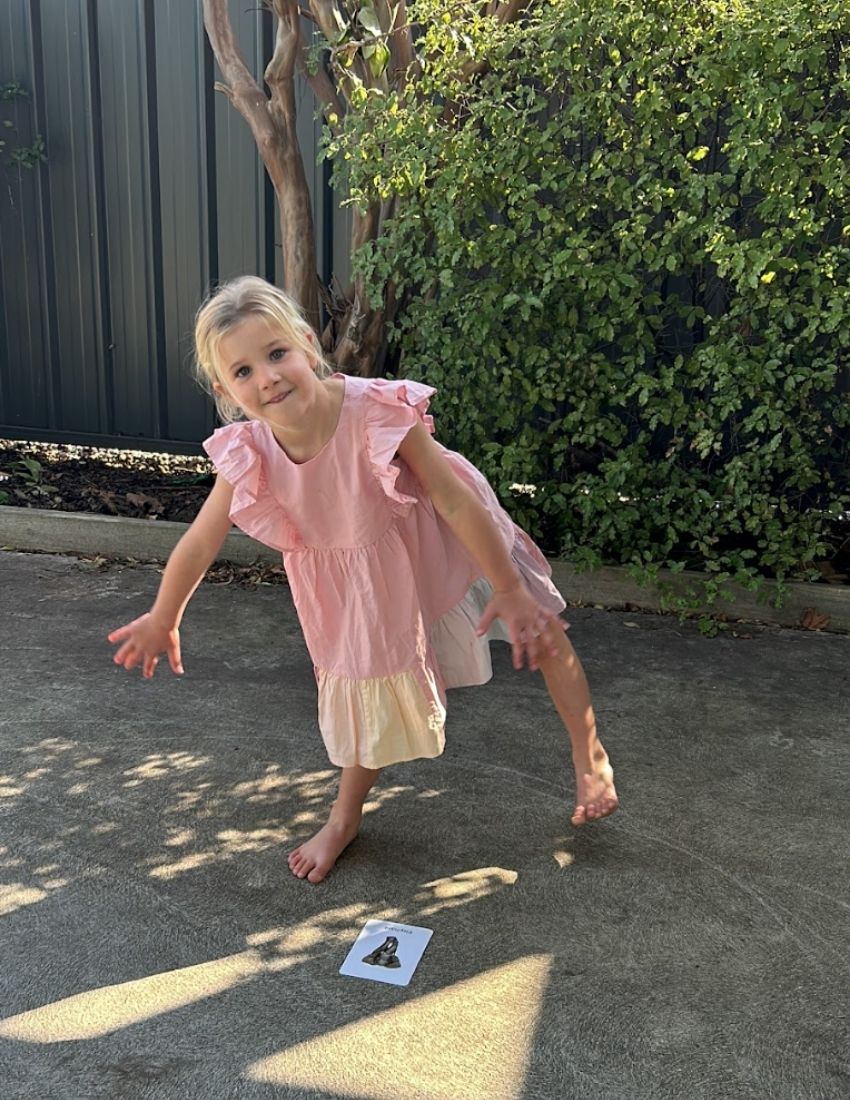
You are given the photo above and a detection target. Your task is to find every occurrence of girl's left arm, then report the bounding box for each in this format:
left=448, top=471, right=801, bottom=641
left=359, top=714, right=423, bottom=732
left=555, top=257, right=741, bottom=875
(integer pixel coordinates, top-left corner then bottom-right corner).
left=397, top=421, right=562, bottom=671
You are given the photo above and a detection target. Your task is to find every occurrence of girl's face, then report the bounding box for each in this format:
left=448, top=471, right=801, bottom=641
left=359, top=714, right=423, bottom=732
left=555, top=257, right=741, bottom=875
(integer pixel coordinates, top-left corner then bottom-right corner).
left=213, top=315, right=320, bottom=426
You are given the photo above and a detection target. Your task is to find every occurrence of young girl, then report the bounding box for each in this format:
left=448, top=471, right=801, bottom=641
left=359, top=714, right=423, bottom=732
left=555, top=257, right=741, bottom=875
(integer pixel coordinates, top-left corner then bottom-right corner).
left=108, top=276, right=618, bottom=884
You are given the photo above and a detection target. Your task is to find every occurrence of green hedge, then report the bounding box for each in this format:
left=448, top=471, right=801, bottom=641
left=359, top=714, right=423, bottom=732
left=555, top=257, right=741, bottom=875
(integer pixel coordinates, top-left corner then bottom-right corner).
left=334, top=0, right=850, bottom=603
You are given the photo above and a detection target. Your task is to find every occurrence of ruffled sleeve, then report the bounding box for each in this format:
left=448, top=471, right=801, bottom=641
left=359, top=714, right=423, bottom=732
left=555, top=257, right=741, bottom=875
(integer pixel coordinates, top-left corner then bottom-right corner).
left=363, top=379, right=436, bottom=514
left=203, top=422, right=302, bottom=552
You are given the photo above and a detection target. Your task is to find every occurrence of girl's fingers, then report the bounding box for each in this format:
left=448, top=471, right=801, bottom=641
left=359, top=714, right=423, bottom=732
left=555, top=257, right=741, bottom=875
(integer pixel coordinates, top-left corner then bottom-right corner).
left=476, top=605, right=497, bottom=636
left=516, top=627, right=538, bottom=671
left=124, top=648, right=142, bottom=671
left=539, top=617, right=562, bottom=657
left=115, top=642, right=163, bottom=676
left=107, top=625, right=130, bottom=643
left=520, top=618, right=563, bottom=668
left=529, top=632, right=545, bottom=671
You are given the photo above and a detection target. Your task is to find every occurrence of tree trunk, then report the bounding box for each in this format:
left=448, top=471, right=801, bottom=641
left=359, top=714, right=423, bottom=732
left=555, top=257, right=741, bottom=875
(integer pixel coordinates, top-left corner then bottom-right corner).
left=202, top=0, right=320, bottom=332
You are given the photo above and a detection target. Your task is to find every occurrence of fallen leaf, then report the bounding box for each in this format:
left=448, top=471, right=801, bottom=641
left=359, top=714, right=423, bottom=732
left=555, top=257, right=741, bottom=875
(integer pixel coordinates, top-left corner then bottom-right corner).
left=799, top=607, right=830, bottom=631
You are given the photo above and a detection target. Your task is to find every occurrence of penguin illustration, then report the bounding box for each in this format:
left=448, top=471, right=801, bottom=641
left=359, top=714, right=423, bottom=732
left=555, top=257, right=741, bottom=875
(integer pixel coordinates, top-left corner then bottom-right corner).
left=362, top=935, right=402, bottom=968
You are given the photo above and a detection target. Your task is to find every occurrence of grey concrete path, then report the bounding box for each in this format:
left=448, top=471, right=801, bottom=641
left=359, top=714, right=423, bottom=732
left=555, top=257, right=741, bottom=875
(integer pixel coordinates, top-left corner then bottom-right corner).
left=1, top=550, right=848, bottom=1100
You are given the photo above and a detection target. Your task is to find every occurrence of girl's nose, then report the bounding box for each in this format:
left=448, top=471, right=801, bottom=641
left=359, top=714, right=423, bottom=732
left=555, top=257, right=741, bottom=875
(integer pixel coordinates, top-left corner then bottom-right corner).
left=259, top=363, right=282, bottom=386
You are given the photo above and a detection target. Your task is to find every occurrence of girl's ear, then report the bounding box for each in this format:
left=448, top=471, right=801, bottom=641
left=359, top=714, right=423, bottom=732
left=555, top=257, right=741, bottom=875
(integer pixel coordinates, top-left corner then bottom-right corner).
left=212, top=379, right=240, bottom=410
left=304, top=332, right=322, bottom=372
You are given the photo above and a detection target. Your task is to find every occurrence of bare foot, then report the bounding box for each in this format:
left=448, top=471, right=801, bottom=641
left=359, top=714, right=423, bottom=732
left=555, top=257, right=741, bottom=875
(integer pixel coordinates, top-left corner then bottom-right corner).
left=571, top=761, right=619, bottom=826
left=287, top=816, right=360, bottom=884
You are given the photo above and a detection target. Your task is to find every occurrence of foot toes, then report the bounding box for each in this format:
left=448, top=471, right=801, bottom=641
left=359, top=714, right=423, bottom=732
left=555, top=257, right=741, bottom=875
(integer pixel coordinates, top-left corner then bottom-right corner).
left=587, top=797, right=619, bottom=821
left=289, top=854, right=308, bottom=877
left=572, top=786, right=619, bottom=826
left=307, top=865, right=327, bottom=884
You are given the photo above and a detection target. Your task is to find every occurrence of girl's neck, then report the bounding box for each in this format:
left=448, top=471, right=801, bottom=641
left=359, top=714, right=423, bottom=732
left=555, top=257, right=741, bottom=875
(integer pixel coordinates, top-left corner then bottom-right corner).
left=269, top=375, right=345, bottom=464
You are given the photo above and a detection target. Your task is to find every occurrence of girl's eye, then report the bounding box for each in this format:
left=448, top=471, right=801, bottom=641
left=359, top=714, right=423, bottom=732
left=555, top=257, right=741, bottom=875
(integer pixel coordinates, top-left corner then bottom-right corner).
left=270, top=347, right=288, bottom=361
left=234, top=365, right=250, bottom=379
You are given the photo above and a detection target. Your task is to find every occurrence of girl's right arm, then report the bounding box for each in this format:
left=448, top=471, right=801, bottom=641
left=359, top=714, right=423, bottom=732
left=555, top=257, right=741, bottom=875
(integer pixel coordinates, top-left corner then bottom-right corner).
left=107, top=473, right=235, bottom=678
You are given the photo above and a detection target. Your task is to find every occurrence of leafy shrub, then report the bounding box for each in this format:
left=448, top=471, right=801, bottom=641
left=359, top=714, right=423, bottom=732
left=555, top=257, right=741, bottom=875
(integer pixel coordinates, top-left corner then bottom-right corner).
left=333, top=0, right=850, bottom=602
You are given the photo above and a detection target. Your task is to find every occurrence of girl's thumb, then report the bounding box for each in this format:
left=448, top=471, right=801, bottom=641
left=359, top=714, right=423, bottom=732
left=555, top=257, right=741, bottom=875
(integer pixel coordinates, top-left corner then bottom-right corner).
left=476, top=609, right=495, bottom=636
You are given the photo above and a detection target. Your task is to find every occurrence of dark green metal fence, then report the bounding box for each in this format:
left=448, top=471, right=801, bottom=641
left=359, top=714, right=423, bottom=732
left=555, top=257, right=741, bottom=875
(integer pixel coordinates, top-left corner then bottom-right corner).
left=0, top=0, right=347, bottom=451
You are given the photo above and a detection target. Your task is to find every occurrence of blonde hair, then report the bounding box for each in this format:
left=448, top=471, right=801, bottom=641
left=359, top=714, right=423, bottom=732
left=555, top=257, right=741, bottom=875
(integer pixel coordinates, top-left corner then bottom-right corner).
left=194, top=275, right=332, bottom=423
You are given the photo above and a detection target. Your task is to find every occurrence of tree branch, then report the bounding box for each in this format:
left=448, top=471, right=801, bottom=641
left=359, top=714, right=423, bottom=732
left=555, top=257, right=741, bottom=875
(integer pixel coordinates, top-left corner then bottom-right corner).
left=490, top=0, right=533, bottom=21
left=269, top=0, right=345, bottom=124
left=267, top=0, right=299, bottom=91
left=309, top=0, right=375, bottom=93
left=396, top=2, right=419, bottom=74
left=383, top=0, right=421, bottom=85
left=303, top=66, right=345, bottom=127
left=202, top=0, right=275, bottom=148
left=307, top=0, right=343, bottom=46
left=262, top=0, right=321, bottom=327
left=203, top=0, right=320, bottom=327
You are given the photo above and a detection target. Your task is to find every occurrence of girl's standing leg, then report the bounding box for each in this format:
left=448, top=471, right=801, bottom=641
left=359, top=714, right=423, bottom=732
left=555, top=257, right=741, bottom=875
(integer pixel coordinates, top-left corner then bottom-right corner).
left=288, top=764, right=381, bottom=883
left=538, top=627, right=618, bottom=826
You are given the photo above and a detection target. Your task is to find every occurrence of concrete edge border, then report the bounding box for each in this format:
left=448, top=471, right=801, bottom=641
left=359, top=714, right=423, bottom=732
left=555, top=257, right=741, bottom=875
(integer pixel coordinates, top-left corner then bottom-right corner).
left=2, top=505, right=848, bottom=634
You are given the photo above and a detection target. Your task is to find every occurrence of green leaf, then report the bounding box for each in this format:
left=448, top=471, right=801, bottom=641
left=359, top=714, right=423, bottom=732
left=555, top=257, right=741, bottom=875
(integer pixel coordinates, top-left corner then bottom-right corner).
left=363, top=41, right=390, bottom=79
left=357, top=3, right=382, bottom=38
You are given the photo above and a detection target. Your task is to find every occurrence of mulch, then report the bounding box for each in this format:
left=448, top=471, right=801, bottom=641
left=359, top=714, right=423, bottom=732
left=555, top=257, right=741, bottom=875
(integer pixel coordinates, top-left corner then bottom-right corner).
left=0, top=438, right=287, bottom=587
left=0, top=438, right=212, bottom=523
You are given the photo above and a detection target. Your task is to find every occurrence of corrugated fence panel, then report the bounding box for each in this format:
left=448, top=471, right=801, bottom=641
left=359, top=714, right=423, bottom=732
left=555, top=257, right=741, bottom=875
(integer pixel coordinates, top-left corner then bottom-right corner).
left=0, top=0, right=49, bottom=430
left=154, top=0, right=217, bottom=444
left=40, top=0, right=106, bottom=434
left=96, top=0, right=159, bottom=439
left=0, top=0, right=340, bottom=449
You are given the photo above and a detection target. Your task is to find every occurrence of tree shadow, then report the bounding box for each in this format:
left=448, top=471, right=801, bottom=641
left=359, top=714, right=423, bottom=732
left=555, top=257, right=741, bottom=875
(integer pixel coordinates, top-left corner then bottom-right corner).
left=1, top=715, right=605, bottom=1099
left=4, top=553, right=848, bottom=1098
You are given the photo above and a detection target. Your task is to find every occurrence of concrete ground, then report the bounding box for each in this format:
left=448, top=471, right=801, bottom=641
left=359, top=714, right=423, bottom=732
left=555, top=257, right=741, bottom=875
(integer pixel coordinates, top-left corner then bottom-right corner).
left=0, top=550, right=848, bottom=1100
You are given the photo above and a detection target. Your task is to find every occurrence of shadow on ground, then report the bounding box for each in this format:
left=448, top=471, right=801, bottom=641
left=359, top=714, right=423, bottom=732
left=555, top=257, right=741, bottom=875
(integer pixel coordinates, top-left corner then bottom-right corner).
left=0, top=552, right=848, bottom=1100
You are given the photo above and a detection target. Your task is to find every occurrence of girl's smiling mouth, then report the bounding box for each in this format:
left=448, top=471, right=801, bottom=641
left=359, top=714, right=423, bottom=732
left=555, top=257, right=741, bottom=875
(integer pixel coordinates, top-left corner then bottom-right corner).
left=265, top=390, right=293, bottom=405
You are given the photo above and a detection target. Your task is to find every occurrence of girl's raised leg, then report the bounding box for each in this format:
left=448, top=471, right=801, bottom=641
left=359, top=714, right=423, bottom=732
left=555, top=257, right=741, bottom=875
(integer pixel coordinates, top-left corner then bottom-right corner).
left=539, top=627, right=618, bottom=826
left=288, top=764, right=380, bottom=883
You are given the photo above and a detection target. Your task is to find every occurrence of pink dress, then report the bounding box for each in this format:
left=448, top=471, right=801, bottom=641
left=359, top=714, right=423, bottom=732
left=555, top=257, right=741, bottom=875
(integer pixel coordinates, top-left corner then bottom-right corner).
left=203, top=376, right=565, bottom=769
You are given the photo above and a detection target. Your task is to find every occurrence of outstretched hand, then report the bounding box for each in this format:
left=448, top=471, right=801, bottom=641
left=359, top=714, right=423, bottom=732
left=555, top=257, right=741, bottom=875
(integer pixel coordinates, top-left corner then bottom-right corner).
left=108, top=613, right=184, bottom=679
left=476, top=583, right=566, bottom=671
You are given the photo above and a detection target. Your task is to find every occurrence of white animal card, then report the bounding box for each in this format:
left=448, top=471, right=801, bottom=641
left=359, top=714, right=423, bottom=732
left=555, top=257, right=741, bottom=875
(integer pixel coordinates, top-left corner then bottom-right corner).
left=339, top=919, right=433, bottom=986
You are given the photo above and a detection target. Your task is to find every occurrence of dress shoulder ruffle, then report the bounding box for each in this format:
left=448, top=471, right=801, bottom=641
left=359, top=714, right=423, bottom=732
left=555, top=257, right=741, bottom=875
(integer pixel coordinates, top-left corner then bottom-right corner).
left=362, top=378, right=436, bottom=516
left=203, top=422, right=303, bottom=552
